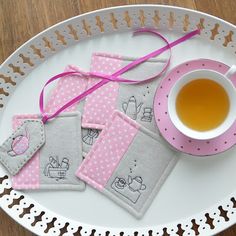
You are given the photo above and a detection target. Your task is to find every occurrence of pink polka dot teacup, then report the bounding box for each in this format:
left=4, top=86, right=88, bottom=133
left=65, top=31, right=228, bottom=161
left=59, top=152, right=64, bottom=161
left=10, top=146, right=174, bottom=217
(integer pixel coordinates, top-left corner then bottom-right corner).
left=168, top=65, right=236, bottom=140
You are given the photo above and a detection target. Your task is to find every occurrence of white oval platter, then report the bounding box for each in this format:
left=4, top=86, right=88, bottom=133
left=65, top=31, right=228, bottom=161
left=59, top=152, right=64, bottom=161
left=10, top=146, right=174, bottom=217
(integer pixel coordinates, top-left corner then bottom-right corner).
left=0, top=5, right=236, bottom=236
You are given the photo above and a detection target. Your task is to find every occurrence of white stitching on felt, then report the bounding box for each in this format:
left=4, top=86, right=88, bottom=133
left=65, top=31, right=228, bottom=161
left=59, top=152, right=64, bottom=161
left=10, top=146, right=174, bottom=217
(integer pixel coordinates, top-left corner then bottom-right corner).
left=0, top=120, right=45, bottom=174
left=12, top=112, right=84, bottom=188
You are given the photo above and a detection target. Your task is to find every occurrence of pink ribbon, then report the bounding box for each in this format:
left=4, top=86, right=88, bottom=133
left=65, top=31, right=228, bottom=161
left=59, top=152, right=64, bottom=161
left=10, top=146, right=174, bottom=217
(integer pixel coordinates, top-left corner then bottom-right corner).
left=40, top=28, right=200, bottom=123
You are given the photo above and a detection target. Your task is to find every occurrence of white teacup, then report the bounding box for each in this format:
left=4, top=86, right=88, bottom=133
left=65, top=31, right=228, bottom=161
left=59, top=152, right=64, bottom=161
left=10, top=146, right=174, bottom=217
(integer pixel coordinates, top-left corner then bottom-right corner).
left=168, top=65, right=236, bottom=140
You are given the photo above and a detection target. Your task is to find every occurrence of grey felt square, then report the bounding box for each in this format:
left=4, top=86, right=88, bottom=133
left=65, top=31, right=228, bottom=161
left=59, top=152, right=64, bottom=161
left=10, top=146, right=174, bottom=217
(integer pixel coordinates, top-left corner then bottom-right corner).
left=0, top=120, right=45, bottom=175
left=40, top=113, right=85, bottom=190
left=80, top=55, right=165, bottom=156
left=104, top=126, right=179, bottom=218
left=12, top=112, right=85, bottom=191
left=117, top=59, right=162, bottom=133
left=84, top=54, right=165, bottom=133
left=77, top=111, right=179, bottom=218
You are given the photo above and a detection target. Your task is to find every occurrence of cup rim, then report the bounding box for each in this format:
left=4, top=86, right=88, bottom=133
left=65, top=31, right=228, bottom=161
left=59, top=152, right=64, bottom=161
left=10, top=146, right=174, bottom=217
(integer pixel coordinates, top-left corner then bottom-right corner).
left=168, top=69, right=236, bottom=140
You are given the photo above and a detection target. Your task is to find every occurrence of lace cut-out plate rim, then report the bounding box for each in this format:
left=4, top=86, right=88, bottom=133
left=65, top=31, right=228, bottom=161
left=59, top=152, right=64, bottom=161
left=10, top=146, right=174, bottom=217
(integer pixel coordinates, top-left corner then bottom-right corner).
left=0, top=4, right=236, bottom=236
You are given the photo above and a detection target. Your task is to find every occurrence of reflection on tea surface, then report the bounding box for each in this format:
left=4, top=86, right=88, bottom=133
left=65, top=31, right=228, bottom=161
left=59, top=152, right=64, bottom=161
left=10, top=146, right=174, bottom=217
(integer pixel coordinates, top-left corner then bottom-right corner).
left=176, top=79, right=230, bottom=131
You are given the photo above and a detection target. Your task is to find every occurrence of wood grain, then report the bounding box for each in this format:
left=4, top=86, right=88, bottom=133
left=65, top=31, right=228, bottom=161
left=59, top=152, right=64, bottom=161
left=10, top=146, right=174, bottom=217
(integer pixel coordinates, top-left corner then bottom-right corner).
left=0, top=0, right=235, bottom=235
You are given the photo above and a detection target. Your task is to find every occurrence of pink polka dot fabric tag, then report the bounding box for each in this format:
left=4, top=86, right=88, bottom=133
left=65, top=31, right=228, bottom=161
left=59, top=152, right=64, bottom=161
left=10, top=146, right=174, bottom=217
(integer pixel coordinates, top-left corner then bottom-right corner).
left=11, top=112, right=85, bottom=191
left=76, top=111, right=179, bottom=218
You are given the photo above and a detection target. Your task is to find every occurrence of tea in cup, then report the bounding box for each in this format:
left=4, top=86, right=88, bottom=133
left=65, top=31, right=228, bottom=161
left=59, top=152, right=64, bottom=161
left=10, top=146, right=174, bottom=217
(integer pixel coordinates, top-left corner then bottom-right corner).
left=168, top=66, right=236, bottom=140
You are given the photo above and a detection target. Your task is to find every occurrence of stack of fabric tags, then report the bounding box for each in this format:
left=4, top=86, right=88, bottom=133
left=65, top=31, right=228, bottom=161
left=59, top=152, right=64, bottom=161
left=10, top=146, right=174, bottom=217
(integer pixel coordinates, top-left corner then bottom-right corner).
left=0, top=29, right=200, bottom=218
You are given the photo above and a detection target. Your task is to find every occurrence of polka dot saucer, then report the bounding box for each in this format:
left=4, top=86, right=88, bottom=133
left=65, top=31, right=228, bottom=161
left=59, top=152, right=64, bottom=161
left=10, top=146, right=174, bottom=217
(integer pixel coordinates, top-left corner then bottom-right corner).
left=154, top=59, right=236, bottom=156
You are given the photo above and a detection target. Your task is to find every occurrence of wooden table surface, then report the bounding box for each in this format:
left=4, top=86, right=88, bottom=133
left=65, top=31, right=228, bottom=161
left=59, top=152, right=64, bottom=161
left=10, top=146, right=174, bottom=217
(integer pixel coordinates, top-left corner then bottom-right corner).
left=0, top=0, right=236, bottom=235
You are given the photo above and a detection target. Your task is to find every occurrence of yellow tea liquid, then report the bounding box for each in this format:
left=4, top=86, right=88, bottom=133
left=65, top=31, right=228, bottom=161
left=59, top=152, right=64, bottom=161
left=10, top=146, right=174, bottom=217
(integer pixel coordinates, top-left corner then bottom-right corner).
left=176, top=79, right=230, bottom=131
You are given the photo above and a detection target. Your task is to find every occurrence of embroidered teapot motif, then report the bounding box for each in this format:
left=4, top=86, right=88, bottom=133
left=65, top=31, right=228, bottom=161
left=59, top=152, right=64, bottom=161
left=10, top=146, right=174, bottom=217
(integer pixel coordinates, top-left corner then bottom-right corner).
left=7, top=128, right=30, bottom=156
left=122, top=96, right=143, bottom=120
left=111, top=175, right=146, bottom=203
left=128, top=176, right=146, bottom=192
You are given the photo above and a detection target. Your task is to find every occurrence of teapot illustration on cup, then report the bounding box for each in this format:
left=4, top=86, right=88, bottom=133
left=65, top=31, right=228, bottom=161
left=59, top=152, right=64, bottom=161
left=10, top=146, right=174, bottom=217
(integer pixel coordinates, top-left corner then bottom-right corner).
left=122, top=96, right=143, bottom=120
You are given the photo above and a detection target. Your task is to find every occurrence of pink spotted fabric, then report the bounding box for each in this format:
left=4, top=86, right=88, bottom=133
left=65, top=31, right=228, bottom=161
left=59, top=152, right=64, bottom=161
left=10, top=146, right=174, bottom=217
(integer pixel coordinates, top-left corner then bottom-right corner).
left=10, top=135, right=29, bottom=156
left=12, top=115, right=40, bottom=189
left=76, top=111, right=140, bottom=190
left=45, top=65, right=88, bottom=113
left=82, top=53, right=122, bottom=129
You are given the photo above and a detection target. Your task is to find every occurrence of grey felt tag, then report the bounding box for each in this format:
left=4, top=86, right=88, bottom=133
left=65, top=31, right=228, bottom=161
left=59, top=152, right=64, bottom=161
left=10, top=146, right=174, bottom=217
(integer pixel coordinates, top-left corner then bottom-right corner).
left=0, top=120, right=45, bottom=175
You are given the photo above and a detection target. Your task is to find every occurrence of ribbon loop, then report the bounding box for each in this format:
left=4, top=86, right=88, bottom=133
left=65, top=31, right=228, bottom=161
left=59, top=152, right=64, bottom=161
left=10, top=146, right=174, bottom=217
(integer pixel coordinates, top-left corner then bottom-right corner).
left=42, top=114, right=49, bottom=124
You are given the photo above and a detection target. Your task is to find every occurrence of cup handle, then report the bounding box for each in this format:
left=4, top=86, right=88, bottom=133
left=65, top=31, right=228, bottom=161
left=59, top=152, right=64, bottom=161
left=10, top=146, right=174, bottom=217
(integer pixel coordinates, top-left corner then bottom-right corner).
left=225, top=65, right=236, bottom=79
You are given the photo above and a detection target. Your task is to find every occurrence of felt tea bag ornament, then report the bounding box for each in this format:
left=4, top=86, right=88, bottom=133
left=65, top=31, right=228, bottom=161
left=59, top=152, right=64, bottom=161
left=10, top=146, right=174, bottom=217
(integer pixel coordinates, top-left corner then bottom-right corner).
left=8, top=64, right=86, bottom=190
left=76, top=111, right=179, bottom=218
left=82, top=52, right=168, bottom=133
left=12, top=113, right=85, bottom=190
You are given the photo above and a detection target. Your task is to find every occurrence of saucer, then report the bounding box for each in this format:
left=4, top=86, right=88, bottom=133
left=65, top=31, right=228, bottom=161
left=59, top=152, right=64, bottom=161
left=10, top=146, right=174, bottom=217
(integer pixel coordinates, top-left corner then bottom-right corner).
left=154, top=59, right=236, bottom=156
